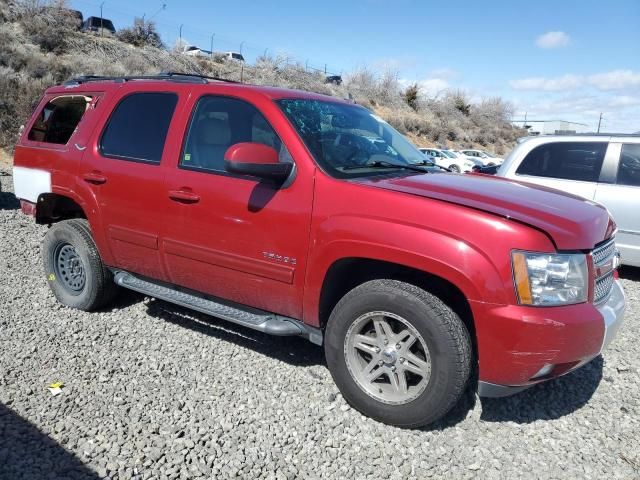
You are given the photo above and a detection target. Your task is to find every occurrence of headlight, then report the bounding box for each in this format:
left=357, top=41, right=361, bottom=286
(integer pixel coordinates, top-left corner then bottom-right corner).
left=511, top=251, right=588, bottom=306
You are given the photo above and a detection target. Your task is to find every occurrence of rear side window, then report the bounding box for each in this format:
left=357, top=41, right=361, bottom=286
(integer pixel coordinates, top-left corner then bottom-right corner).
left=617, top=144, right=640, bottom=187
left=28, top=95, right=91, bottom=145
left=516, top=142, right=607, bottom=182
left=100, top=93, right=178, bottom=164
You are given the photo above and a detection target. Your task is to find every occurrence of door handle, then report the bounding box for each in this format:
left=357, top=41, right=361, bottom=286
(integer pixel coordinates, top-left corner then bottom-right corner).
left=82, top=172, right=107, bottom=185
left=168, top=190, right=200, bottom=203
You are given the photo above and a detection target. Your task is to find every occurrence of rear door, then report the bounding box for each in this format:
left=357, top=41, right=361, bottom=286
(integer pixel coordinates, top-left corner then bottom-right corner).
left=594, top=142, right=640, bottom=266
left=512, top=141, right=608, bottom=200
left=81, top=87, right=182, bottom=280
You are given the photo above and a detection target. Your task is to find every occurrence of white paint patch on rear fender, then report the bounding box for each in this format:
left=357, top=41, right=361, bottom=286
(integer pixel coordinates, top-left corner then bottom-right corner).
left=13, top=166, right=52, bottom=203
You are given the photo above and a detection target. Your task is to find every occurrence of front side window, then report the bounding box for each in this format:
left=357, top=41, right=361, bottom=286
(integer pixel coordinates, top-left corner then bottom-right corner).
left=100, top=93, right=178, bottom=164
left=28, top=95, right=91, bottom=145
left=617, top=144, right=640, bottom=187
left=516, top=142, right=607, bottom=182
left=277, top=99, right=427, bottom=178
left=181, top=96, right=291, bottom=173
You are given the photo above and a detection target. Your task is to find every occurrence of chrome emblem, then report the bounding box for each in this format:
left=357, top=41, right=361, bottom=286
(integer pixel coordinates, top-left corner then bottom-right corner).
left=262, top=252, right=297, bottom=265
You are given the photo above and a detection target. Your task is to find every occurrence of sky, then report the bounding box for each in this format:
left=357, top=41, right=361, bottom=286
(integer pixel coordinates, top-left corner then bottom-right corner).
left=69, top=0, right=640, bottom=133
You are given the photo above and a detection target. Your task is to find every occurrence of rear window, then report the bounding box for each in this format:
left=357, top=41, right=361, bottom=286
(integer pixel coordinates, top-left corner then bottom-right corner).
left=516, top=142, right=607, bottom=182
left=617, top=144, right=640, bottom=187
left=100, top=93, right=178, bottom=164
left=28, top=95, right=91, bottom=145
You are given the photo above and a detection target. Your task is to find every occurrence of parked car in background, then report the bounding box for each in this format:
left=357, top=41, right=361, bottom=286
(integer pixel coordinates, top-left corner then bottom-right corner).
left=443, top=150, right=484, bottom=167
left=471, top=164, right=500, bottom=175
left=497, top=134, right=640, bottom=267
left=81, top=16, right=116, bottom=36
left=461, top=149, right=504, bottom=166
left=183, top=46, right=212, bottom=57
left=419, top=148, right=476, bottom=173
left=325, top=75, right=343, bottom=85
left=223, top=52, right=245, bottom=62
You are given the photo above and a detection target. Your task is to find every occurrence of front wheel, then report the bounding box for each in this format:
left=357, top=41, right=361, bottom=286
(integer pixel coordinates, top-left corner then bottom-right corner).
left=43, top=219, right=117, bottom=311
left=448, top=164, right=461, bottom=173
left=325, top=280, right=472, bottom=427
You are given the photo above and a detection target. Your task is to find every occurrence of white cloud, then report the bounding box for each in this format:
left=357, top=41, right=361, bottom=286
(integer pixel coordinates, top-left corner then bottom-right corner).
left=510, top=70, right=640, bottom=92
left=418, top=78, right=450, bottom=96
left=535, top=31, right=571, bottom=49
left=400, top=68, right=458, bottom=97
left=510, top=74, right=583, bottom=91
left=587, top=70, right=640, bottom=90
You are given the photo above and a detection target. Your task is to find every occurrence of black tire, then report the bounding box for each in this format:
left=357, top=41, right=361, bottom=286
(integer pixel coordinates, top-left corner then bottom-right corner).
left=43, top=219, right=117, bottom=311
left=448, top=164, right=461, bottom=173
left=325, top=279, right=472, bottom=428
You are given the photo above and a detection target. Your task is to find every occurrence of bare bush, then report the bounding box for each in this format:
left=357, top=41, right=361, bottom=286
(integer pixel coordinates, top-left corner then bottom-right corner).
left=117, top=18, right=163, bottom=49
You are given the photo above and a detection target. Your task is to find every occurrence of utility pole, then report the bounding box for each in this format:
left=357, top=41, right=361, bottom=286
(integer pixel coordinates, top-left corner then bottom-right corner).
left=239, top=41, right=245, bottom=55
left=523, top=112, right=527, bottom=128
left=210, top=33, right=215, bottom=59
left=597, top=112, right=603, bottom=133
left=179, top=24, right=183, bottom=51
left=100, top=1, right=105, bottom=37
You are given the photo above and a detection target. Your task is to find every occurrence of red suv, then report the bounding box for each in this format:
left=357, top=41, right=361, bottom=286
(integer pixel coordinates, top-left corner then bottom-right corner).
left=13, top=73, right=626, bottom=427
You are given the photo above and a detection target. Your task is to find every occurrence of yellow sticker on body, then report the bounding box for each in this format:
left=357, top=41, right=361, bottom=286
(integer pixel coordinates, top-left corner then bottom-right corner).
left=48, top=273, right=56, bottom=281
left=184, top=153, right=191, bottom=161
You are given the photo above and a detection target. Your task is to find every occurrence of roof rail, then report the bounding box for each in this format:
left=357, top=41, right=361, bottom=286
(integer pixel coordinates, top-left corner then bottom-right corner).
left=63, top=71, right=239, bottom=86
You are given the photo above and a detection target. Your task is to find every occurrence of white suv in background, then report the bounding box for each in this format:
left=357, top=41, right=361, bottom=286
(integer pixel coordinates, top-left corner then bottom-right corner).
left=497, top=135, right=640, bottom=267
left=461, top=149, right=504, bottom=166
left=419, top=148, right=476, bottom=173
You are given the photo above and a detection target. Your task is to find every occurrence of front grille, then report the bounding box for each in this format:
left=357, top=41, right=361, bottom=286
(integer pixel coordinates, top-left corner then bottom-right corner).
left=592, top=237, right=616, bottom=305
left=593, top=238, right=616, bottom=265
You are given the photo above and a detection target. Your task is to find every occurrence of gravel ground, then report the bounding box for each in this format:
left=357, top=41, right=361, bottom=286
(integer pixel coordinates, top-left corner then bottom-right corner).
left=1, top=167, right=639, bottom=480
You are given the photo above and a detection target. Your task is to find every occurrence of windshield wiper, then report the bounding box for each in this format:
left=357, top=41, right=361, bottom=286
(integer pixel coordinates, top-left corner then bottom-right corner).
left=411, top=160, right=452, bottom=172
left=342, top=160, right=431, bottom=173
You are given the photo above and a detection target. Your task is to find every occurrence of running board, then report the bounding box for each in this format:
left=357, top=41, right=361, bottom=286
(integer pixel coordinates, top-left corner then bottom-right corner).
left=113, top=271, right=322, bottom=345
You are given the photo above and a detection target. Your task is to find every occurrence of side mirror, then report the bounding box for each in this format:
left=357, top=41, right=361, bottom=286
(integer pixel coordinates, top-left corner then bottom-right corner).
left=224, top=142, right=292, bottom=182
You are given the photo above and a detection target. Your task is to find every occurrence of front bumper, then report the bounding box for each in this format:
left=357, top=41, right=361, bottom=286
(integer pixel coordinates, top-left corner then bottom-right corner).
left=474, top=280, right=626, bottom=397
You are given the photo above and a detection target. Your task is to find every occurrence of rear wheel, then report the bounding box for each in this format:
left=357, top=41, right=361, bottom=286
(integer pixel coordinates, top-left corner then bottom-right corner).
left=325, top=280, right=472, bottom=427
left=43, top=219, right=117, bottom=311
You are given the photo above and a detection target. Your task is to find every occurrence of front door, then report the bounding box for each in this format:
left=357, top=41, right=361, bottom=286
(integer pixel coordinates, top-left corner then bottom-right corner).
left=81, top=90, right=181, bottom=280
left=162, top=94, right=314, bottom=319
left=594, top=143, right=640, bottom=266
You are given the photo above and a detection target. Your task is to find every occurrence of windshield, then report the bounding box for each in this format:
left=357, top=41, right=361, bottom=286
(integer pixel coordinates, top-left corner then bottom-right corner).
left=277, top=99, right=430, bottom=178
left=441, top=150, right=456, bottom=158
left=483, top=151, right=497, bottom=158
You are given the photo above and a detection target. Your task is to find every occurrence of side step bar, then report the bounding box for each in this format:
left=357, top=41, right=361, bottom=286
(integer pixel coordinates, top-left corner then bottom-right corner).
left=113, top=271, right=323, bottom=345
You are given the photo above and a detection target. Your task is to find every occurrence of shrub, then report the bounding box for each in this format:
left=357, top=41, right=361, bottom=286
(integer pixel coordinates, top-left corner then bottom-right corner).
left=117, top=17, right=163, bottom=49
left=403, top=83, right=419, bottom=111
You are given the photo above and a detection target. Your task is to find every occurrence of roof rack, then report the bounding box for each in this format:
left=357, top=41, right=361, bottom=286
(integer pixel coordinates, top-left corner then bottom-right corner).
left=63, top=71, right=239, bottom=86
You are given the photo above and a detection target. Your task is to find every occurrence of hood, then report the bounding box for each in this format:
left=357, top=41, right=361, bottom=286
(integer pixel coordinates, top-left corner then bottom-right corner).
left=354, top=173, right=614, bottom=250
